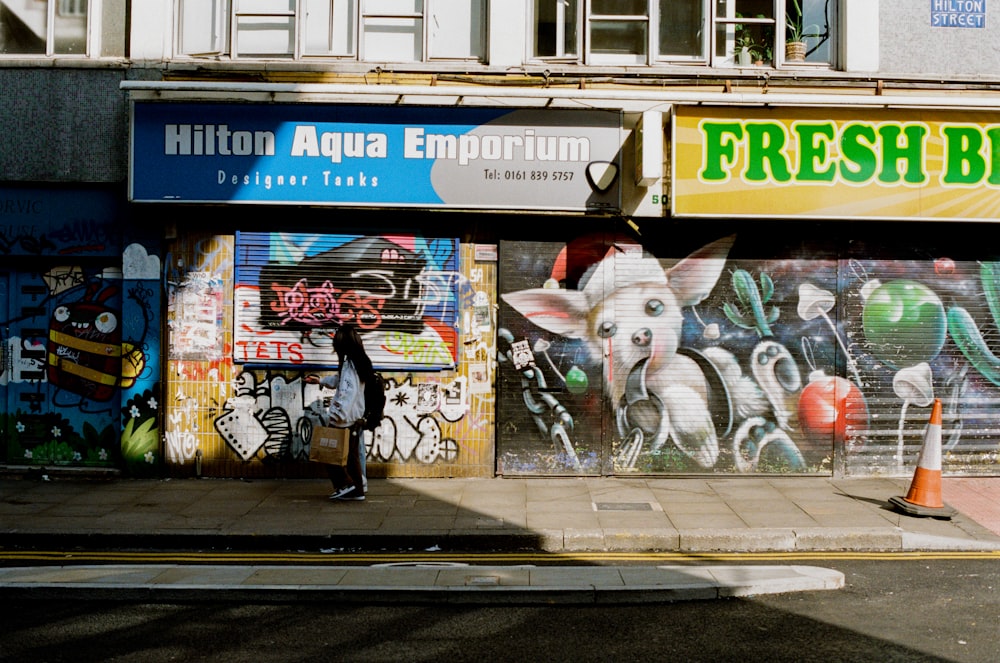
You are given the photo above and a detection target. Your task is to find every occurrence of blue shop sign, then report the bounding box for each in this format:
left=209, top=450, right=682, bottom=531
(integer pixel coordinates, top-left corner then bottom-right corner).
left=129, top=102, right=623, bottom=213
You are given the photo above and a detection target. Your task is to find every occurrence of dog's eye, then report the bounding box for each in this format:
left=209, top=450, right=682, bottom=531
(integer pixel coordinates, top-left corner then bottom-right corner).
left=597, top=321, right=617, bottom=338
left=645, top=299, right=665, bottom=316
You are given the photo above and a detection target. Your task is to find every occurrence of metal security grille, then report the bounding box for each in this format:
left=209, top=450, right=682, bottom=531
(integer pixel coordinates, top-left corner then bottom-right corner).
left=234, top=231, right=460, bottom=369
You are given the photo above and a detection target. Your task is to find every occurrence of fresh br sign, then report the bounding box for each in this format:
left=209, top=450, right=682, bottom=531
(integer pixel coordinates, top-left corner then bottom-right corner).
left=671, top=106, right=1000, bottom=220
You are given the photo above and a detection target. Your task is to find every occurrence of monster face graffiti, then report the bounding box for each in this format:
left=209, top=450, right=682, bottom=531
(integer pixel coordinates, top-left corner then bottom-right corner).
left=47, top=283, right=143, bottom=402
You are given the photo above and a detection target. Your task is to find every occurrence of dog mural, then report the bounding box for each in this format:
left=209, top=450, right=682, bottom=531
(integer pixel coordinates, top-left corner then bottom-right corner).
left=501, top=235, right=776, bottom=470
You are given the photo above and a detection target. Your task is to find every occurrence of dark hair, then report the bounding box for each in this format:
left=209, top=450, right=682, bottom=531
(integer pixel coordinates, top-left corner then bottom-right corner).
left=334, top=323, right=375, bottom=382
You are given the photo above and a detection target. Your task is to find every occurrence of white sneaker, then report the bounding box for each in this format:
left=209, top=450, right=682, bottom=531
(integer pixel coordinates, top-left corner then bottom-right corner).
left=336, top=489, right=366, bottom=501
left=328, top=485, right=355, bottom=500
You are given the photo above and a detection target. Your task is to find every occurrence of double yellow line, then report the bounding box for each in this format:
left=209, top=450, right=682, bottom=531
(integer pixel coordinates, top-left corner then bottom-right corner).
left=2, top=549, right=998, bottom=565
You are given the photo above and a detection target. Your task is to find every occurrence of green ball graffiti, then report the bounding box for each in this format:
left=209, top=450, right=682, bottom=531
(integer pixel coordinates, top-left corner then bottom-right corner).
left=564, top=365, right=589, bottom=394
left=862, top=279, right=946, bottom=368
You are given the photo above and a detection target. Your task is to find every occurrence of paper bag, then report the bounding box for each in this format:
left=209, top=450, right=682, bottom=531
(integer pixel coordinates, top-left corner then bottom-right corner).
left=309, top=426, right=350, bottom=465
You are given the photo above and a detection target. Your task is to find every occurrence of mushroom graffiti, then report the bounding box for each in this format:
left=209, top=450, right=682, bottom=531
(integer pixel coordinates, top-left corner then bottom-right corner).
left=892, top=362, right=935, bottom=474
left=797, top=283, right=862, bottom=386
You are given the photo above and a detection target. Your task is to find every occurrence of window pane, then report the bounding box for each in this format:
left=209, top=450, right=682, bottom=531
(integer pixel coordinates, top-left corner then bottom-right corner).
left=236, top=16, right=295, bottom=56
left=724, top=0, right=773, bottom=20
left=592, top=0, right=646, bottom=15
left=591, top=21, right=646, bottom=56
left=429, top=0, right=484, bottom=59
left=240, top=0, right=294, bottom=11
left=533, top=0, right=578, bottom=58
left=715, top=0, right=775, bottom=64
left=364, top=0, right=422, bottom=13
left=179, top=0, right=227, bottom=55
left=714, top=7, right=732, bottom=60
left=789, top=0, right=831, bottom=63
left=54, top=0, right=88, bottom=54
left=234, top=0, right=294, bottom=57
left=363, top=16, right=421, bottom=60
left=304, top=0, right=356, bottom=55
left=0, top=0, right=48, bottom=53
left=658, top=0, right=703, bottom=57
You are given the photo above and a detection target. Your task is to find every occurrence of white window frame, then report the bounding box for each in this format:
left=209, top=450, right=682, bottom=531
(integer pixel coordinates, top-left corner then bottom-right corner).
left=711, top=1, right=778, bottom=68
left=176, top=0, right=228, bottom=56
left=59, top=0, right=88, bottom=17
left=359, top=1, right=424, bottom=62
left=527, top=0, right=835, bottom=69
left=0, top=0, right=96, bottom=57
left=231, top=0, right=297, bottom=59
left=530, top=0, right=581, bottom=61
left=787, top=0, right=836, bottom=68
left=584, top=2, right=650, bottom=66
left=655, top=0, right=709, bottom=63
left=175, top=0, right=485, bottom=62
left=303, top=0, right=358, bottom=57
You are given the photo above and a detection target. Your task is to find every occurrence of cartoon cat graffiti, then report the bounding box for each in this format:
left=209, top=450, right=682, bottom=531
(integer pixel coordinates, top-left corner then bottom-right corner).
left=502, top=235, right=768, bottom=468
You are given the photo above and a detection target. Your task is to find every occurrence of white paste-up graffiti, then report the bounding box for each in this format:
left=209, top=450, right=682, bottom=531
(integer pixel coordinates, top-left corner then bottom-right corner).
left=367, top=377, right=463, bottom=463
left=211, top=371, right=467, bottom=465
left=169, top=271, right=224, bottom=360
left=212, top=372, right=303, bottom=462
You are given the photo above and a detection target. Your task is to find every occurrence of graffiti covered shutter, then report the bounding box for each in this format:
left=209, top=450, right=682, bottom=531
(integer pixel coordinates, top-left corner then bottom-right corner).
left=234, top=231, right=460, bottom=369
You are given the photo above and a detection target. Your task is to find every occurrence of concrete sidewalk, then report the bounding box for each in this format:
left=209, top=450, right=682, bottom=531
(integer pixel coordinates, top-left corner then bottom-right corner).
left=2, top=475, right=998, bottom=553
left=0, top=562, right=846, bottom=604
left=2, top=475, right=997, bottom=603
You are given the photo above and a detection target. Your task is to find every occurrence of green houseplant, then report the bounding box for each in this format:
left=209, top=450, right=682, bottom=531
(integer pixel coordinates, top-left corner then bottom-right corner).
left=735, top=31, right=756, bottom=66
left=785, top=0, right=807, bottom=62
left=733, top=13, right=768, bottom=67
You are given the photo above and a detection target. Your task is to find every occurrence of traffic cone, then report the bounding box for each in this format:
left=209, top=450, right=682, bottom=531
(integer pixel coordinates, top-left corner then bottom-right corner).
left=889, top=399, right=954, bottom=519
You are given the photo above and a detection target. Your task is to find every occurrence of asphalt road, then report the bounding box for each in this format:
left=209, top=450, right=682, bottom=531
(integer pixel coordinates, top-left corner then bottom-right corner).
left=0, top=556, right=996, bottom=663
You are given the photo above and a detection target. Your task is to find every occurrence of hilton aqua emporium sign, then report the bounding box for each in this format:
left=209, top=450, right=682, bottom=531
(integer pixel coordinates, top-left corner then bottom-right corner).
left=130, top=102, right=623, bottom=213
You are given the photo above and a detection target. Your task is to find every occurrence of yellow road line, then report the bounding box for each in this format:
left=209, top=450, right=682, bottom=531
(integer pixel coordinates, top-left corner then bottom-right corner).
left=2, top=549, right=999, bottom=565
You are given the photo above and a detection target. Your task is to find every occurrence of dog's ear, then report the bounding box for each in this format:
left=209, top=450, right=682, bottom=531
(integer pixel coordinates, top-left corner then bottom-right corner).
left=666, top=235, right=734, bottom=307
left=501, top=288, right=592, bottom=339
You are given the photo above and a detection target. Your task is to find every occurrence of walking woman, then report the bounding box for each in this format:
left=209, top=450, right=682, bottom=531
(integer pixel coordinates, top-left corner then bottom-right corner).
left=305, top=323, right=374, bottom=501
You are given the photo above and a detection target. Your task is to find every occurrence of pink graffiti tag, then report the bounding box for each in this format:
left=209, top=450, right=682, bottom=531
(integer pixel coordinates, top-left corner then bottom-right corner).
left=270, top=279, right=340, bottom=326
left=269, top=278, right=386, bottom=331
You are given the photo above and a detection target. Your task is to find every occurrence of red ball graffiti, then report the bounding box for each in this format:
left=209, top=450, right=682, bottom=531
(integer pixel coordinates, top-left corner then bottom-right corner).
left=797, top=375, right=869, bottom=454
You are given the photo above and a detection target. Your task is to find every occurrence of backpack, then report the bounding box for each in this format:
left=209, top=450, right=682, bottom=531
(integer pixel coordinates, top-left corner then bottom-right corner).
left=362, top=372, right=386, bottom=432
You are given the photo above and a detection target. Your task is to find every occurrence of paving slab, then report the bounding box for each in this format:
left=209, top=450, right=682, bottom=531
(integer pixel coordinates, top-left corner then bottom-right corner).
left=1, top=476, right=999, bottom=553
left=0, top=563, right=846, bottom=604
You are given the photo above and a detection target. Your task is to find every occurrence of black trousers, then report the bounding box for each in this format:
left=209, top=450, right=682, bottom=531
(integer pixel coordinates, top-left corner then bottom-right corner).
left=327, top=424, right=364, bottom=492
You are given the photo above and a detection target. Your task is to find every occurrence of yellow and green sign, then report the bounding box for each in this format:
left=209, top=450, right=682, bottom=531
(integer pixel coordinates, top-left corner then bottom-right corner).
left=672, top=106, right=1000, bottom=219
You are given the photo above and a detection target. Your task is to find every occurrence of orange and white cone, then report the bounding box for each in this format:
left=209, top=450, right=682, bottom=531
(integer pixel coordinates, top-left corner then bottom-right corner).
left=889, top=399, right=954, bottom=518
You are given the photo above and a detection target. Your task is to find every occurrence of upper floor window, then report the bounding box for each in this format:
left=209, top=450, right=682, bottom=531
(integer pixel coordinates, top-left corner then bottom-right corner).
left=0, top=0, right=89, bottom=55
left=178, top=0, right=486, bottom=62
left=531, top=0, right=835, bottom=68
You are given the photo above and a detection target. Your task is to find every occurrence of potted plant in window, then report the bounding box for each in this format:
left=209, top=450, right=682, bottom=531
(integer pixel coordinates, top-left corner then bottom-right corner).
left=735, top=32, right=756, bottom=67
left=785, top=0, right=807, bottom=62
left=755, top=43, right=772, bottom=67
left=731, top=13, right=752, bottom=66
left=734, top=13, right=767, bottom=67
